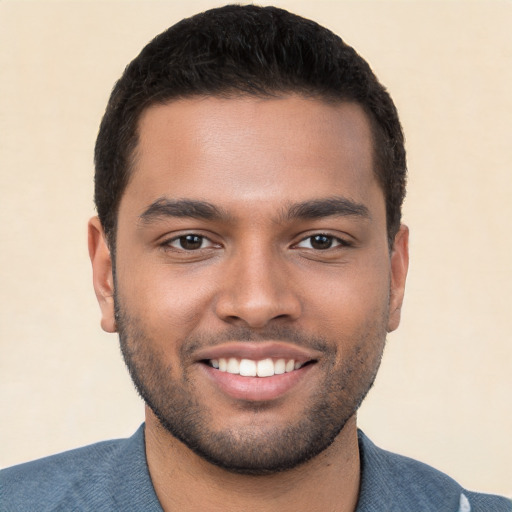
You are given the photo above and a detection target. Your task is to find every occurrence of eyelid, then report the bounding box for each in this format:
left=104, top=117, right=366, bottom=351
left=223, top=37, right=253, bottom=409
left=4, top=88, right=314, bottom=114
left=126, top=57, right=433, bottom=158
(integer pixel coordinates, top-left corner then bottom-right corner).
left=161, top=232, right=221, bottom=251
left=294, top=233, right=351, bottom=249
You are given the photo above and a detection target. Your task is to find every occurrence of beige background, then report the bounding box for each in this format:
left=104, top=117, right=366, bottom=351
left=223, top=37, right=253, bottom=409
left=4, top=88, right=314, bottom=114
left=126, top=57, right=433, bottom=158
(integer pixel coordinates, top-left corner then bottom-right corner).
left=1, top=0, right=511, bottom=497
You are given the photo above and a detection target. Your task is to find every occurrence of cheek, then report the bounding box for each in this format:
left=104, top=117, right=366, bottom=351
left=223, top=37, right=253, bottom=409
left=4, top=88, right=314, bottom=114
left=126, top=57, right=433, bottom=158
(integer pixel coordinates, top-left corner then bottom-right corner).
left=301, top=257, right=391, bottom=325
left=115, top=257, right=217, bottom=341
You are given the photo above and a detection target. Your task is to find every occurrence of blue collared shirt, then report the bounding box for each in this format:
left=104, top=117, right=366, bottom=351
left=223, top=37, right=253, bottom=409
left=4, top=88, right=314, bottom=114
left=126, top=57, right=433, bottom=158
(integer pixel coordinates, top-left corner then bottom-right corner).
left=1, top=425, right=510, bottom=511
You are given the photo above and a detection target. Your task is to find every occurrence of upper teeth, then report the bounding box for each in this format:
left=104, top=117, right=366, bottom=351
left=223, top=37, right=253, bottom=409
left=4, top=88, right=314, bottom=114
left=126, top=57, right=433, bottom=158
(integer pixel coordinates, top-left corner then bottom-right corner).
left=211, top=358, right=302, bottom=377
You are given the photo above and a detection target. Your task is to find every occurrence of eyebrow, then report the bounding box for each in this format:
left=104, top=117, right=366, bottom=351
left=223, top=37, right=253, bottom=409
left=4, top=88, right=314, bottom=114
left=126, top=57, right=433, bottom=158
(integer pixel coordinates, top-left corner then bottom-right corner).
left=139, top=198, right=230, bottom=224
left=138, top=195, right=370, bottom=225
left=284, top=197, right=370, bottom=221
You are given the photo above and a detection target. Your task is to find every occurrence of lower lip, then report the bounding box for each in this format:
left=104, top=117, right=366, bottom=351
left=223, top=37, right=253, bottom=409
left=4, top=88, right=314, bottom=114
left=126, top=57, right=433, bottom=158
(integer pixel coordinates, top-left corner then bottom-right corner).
left=199, top=363, right=315, bottom=402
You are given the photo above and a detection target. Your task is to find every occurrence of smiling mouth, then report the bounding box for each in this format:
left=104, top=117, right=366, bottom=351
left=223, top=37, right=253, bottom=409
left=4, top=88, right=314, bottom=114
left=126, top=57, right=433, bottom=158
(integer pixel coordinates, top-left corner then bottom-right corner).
left=203, top=358, right=316, bottom=378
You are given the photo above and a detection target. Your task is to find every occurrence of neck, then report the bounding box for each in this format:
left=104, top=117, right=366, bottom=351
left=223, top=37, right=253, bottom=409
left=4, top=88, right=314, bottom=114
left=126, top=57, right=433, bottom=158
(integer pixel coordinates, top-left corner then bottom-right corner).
left=144, top=407, right=361, bottom=512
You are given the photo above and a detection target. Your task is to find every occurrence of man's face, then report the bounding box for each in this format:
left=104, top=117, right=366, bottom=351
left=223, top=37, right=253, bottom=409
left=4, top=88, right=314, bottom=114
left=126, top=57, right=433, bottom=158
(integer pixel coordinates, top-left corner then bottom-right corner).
left=90, top=95, right=408, bottom=474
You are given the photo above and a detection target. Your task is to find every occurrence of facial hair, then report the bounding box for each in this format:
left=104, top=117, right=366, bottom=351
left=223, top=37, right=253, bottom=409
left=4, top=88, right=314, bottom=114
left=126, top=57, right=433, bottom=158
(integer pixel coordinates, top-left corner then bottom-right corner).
left=115, top=295, right=388, bottom=475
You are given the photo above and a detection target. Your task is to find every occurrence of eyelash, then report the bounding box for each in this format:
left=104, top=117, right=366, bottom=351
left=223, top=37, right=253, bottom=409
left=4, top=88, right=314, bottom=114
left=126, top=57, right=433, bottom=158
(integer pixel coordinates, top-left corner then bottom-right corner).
left=162, top=233, right=350, bottom=252
left=164, top=234, right=218, bottom=251
left=294, top=234, right=350, bottom=251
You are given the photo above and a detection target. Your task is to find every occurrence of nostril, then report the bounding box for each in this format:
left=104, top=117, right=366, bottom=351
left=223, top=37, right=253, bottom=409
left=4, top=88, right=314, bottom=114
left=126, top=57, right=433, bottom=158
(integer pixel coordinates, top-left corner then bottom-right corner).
left=214, top=278, right=302, bottom=328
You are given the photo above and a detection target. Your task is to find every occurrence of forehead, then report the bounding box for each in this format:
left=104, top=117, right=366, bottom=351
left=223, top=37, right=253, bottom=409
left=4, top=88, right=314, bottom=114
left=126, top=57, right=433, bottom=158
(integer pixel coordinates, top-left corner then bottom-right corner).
left=123, top=95, right=382, bottom=219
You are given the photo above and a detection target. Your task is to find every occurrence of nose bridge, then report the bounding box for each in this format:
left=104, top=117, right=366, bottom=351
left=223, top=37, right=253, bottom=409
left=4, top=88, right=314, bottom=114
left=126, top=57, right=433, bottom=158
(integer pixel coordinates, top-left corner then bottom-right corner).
left=215, top=236, right=301, bottom=328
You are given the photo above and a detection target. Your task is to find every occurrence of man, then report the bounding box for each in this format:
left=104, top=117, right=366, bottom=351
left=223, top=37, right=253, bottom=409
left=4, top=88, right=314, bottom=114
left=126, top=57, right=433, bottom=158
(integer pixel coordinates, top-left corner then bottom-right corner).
left=1, top=5, right=510, bottom=511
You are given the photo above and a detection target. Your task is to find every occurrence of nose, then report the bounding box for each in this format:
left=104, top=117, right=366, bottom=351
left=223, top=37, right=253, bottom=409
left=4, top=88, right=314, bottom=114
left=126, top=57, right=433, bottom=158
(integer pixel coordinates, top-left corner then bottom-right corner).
left=214, top=243, right=302, bottom=329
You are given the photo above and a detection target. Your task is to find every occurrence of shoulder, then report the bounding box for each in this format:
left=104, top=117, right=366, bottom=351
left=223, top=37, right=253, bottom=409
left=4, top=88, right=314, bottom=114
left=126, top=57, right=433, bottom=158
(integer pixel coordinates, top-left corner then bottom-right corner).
left=356, top=430, right=511, bottom=512
left=0, top=425, right=162, bottom=512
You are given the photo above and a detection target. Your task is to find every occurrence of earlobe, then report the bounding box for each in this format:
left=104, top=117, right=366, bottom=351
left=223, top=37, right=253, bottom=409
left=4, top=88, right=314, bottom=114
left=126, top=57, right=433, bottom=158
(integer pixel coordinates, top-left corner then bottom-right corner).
left=88, top=217, right=117, bottom=333
left=387, top=224, right=409, bottom=333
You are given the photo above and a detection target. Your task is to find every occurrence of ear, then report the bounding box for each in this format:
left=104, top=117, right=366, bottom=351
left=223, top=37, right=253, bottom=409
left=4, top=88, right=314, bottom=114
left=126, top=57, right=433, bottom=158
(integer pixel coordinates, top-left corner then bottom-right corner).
left=387, top=224, right=409, bottom=333
left=88, top=217, right=116, bottom=333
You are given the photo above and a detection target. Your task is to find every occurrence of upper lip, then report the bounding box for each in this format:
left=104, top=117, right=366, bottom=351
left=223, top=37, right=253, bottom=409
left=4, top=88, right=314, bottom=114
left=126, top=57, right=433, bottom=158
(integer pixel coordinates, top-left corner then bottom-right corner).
left=194, top=341, right=322, bottom=363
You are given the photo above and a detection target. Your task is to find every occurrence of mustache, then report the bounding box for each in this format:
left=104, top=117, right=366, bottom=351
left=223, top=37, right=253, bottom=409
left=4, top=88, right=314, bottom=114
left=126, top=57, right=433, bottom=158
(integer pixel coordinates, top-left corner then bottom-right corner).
left=179, top=325, right=334, bottom=360
left=114, top=297, right=336, bottom=359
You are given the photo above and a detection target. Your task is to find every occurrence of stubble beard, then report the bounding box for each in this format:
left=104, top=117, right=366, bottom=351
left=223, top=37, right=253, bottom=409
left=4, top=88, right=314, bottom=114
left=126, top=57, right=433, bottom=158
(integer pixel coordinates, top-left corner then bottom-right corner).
left=114, top=295, right=388, bottom=475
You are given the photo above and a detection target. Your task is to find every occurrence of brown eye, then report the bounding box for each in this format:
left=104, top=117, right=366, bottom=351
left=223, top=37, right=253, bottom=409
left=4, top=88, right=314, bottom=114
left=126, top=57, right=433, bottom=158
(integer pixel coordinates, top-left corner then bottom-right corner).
left=310, top=235, right=334, bottom=250
left=296, top=234, right=345, bottom=250
left=164, top=233, right=219, bottom=255
left=177, top=235, right=204, bottom=250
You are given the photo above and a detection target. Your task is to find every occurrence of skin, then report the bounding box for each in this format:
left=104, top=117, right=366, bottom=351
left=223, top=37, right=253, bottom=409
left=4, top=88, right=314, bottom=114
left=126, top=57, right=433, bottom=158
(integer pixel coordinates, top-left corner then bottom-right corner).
left=89, top=96, right=408, bottom=511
